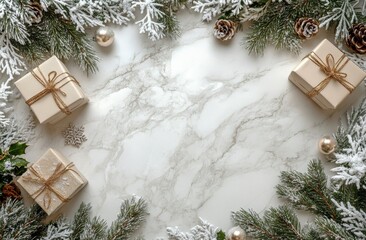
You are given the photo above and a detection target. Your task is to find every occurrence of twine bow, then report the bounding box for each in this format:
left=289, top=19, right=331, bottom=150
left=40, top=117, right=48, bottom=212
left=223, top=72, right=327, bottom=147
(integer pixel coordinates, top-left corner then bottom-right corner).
left=306, top=53, right=355, bottom=98
left=26, top=67, right=80, bottom=115
left=23, top=162, right=78, bottom=209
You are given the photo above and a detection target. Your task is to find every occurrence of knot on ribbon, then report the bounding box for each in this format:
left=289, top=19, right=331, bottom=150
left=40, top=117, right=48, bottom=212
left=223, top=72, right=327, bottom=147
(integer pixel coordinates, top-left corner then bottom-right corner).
left=26, top=67, right=80, bottom=115
left=23, top=162, right=77, bottom=209
left=307, top=53, right=354, bottom=98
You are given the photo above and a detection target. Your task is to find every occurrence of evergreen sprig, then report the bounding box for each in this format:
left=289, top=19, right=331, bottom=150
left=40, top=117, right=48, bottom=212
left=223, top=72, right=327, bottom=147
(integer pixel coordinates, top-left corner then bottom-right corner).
left=107, top=197, right=148, bottom=240
left=0, top=197, right=148, bottom=239
left=276, top=160, right=339, bottom=221
left=245, top=0, right=331, bottom=55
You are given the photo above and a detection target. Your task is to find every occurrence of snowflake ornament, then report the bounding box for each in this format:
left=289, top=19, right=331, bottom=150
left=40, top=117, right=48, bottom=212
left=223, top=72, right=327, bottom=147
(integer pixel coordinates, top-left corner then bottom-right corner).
left=62, top=123, right=87, bottom=148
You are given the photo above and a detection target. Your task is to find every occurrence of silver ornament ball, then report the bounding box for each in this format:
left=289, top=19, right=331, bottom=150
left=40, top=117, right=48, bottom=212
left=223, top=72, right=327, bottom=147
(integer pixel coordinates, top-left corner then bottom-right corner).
left=318, top=135, right=337, bottom=155
left=227, top=226, right=246, bottom=240
left=95, top=27, right=114, bottom=47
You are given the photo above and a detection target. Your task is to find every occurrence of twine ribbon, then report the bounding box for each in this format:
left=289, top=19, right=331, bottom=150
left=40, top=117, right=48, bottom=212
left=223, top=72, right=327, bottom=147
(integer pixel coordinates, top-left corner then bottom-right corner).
left=23, top=162, right=79, bottom=209
left=26, top=67, right=80, bottom=115
left=306, top=52, right=355, bottom=98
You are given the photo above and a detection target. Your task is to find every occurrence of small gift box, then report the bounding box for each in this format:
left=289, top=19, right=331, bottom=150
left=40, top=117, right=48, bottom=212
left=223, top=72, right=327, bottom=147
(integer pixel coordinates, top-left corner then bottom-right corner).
left=17, top=148, right=87, bottom=215
left=289, top=39, right=366, bottom=109
left=15, top=56, right=88, bottom=124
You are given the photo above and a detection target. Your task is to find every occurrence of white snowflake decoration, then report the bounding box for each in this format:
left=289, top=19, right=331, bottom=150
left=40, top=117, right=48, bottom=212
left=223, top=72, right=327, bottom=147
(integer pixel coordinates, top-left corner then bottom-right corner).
left=62, top=123, right=87, bottom=148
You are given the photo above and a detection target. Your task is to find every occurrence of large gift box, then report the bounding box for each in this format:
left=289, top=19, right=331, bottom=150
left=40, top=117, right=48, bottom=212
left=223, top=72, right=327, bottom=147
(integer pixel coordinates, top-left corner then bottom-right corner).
left=289, top=39, right=366, bottom=109
left=17, top=149, right=87, bottom=215
left=15, top=56, right=88, bottom=124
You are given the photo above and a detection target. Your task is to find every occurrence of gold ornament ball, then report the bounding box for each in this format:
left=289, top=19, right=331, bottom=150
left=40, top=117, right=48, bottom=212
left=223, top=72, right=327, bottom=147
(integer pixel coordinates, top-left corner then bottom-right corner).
left=95, top=27, right=114, bottom=47
left=227, top=226, right=246, bottom=240
left=318, top=136, right=337, bottom=155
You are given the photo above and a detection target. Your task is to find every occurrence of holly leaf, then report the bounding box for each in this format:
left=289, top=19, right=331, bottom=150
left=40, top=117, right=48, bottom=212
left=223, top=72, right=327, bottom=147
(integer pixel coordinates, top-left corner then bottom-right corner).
left=12, top=158, right=28, bottom=168
left=8, top=142, right=27, bottom=156
left=217, top=230, right=226, bottom=240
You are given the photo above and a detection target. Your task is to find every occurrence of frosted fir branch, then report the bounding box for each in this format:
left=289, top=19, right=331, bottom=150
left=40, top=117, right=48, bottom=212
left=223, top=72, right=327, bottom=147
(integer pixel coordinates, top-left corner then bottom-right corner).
left=240, top=1, right=269, bottom=22
left=0, top=35, right=27, bottom=80
left=192, top=0, right=253, bottom=21
left=315, top=217, right=355, bottom=239
left=332, top=116, right=366, bottom=189
left=40, top=0, right=103, bottom=32
left=0, top=116, right=35, bottom=149
left=107, top=196, right=148, bottom=239
left=192, top=1, right=226, bottom=22
left=132, top=0, right=166, bottom=41
left=41, top=219, right=73, bottom=240
left=167, top=218, right=220, bottom=240
left=99, top=0, right=136, bottom=25
left=333, top=200, right=366, bottom=238
left=0, top=1, right=29, bottom=43
left=319, top=0, right=358, bottom=41
left=0, top=79, right=13, bottom=127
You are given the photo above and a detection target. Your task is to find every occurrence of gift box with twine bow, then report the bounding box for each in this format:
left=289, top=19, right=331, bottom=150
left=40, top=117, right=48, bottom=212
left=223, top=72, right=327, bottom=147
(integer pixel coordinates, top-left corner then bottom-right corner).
left=15, top=56, right=88, bottom=124
left=289, top=39, right=366, bottom=109
left=17, top=148, right=87, bottom=215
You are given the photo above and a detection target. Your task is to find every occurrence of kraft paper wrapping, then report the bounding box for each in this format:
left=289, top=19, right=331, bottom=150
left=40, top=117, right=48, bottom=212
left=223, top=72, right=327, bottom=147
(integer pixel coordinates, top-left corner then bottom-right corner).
left=289, top=39, right=366, bottom=109
left=15, top=56, right=88, bottom=124
left=17, top=149, right=87, bottom=215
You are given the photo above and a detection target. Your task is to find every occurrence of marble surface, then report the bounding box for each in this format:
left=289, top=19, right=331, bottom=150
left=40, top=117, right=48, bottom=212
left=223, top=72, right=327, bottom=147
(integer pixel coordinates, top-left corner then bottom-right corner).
left=13, top=12, right=366, bottom=238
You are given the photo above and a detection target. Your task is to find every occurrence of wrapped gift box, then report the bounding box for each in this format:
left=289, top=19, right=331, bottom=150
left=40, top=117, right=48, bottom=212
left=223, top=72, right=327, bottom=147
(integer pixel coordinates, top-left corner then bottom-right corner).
left=17, top=148, right=87, bottom=215
left=289, top=39, right=366, bottom=109
left=15, top=56, right=88, bottom=124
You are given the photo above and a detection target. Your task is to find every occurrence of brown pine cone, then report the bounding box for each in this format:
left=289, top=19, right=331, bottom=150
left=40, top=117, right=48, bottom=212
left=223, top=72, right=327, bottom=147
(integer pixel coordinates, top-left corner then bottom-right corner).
left=294, top=17, right=319, bottom=39
left=346, top=23, right=366, bottom=54
left=1, top=182, right=22, bottom=202
left=213, top=19, right=237, bottom=41
left=28, top=1, right=43, bottom=24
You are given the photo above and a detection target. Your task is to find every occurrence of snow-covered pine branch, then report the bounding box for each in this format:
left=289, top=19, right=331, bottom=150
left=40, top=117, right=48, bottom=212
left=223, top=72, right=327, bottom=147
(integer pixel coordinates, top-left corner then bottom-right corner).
left=319, top=0, right=358, bottom=41
left=167, top=218, right=220, bottom=240
left=132, top=0, right=166, bottom=41
left=0, top=116, right=35, bottom=149
left=0, top=35, right=27, bottom=80
left=333, top=200, right=366, bottom=238
left=332, top=115, right=366, bottom=189
left=99, top=0, right=136, bottom=25
left=0, top=80, right=12, bottom=126
left=41, top=219, right=73, bottom=240
left=0, top=1, right=30, bottom=80
left=192, top=0, right=252, bottom=21
left=40, top=0, right=103, bottom=32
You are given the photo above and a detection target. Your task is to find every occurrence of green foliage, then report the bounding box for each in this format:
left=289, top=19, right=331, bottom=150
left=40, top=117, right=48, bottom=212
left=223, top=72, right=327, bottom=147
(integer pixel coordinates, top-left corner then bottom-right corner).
left=216, top=230, right=226, bottom=240
left=0, top=197, right=147, bottom=239
left=0, top=199, right=45, bottom=240
left=107, top=197, right=148, bottom=240
left=245, top=0, right=331, bottom=55
left=314, top=217, right=355, bottom=240
left=0, top=142, right=28, bottom=200
left=232, top=206, right=308, bottom=239
left=276, top=159, right=338, bottom=221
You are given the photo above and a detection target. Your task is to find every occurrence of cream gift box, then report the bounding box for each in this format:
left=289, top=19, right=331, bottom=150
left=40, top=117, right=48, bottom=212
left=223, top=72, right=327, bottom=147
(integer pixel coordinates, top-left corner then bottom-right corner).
left=289, top=39, right=366, bottom=109
left=15, top=56, right=88, bottom=124
left=17, top=148, right=87, bottom=215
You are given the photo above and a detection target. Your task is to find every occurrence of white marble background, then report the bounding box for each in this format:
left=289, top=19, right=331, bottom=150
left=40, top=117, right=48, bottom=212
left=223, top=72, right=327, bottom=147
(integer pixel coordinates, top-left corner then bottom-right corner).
left=12, top=11, right=366, bottom=238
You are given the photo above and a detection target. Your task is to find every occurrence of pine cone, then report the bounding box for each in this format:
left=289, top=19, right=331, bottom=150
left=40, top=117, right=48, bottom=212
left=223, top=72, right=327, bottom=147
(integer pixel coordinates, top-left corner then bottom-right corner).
left=213, top=19, right=237, bottom=41
left=346, top=23, right=366, bottom=54
left=294, top=17, right=319, bottom=39
left=1, top=182, right=22, bottom=202
left=28, top=1, right=43, bottom=24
